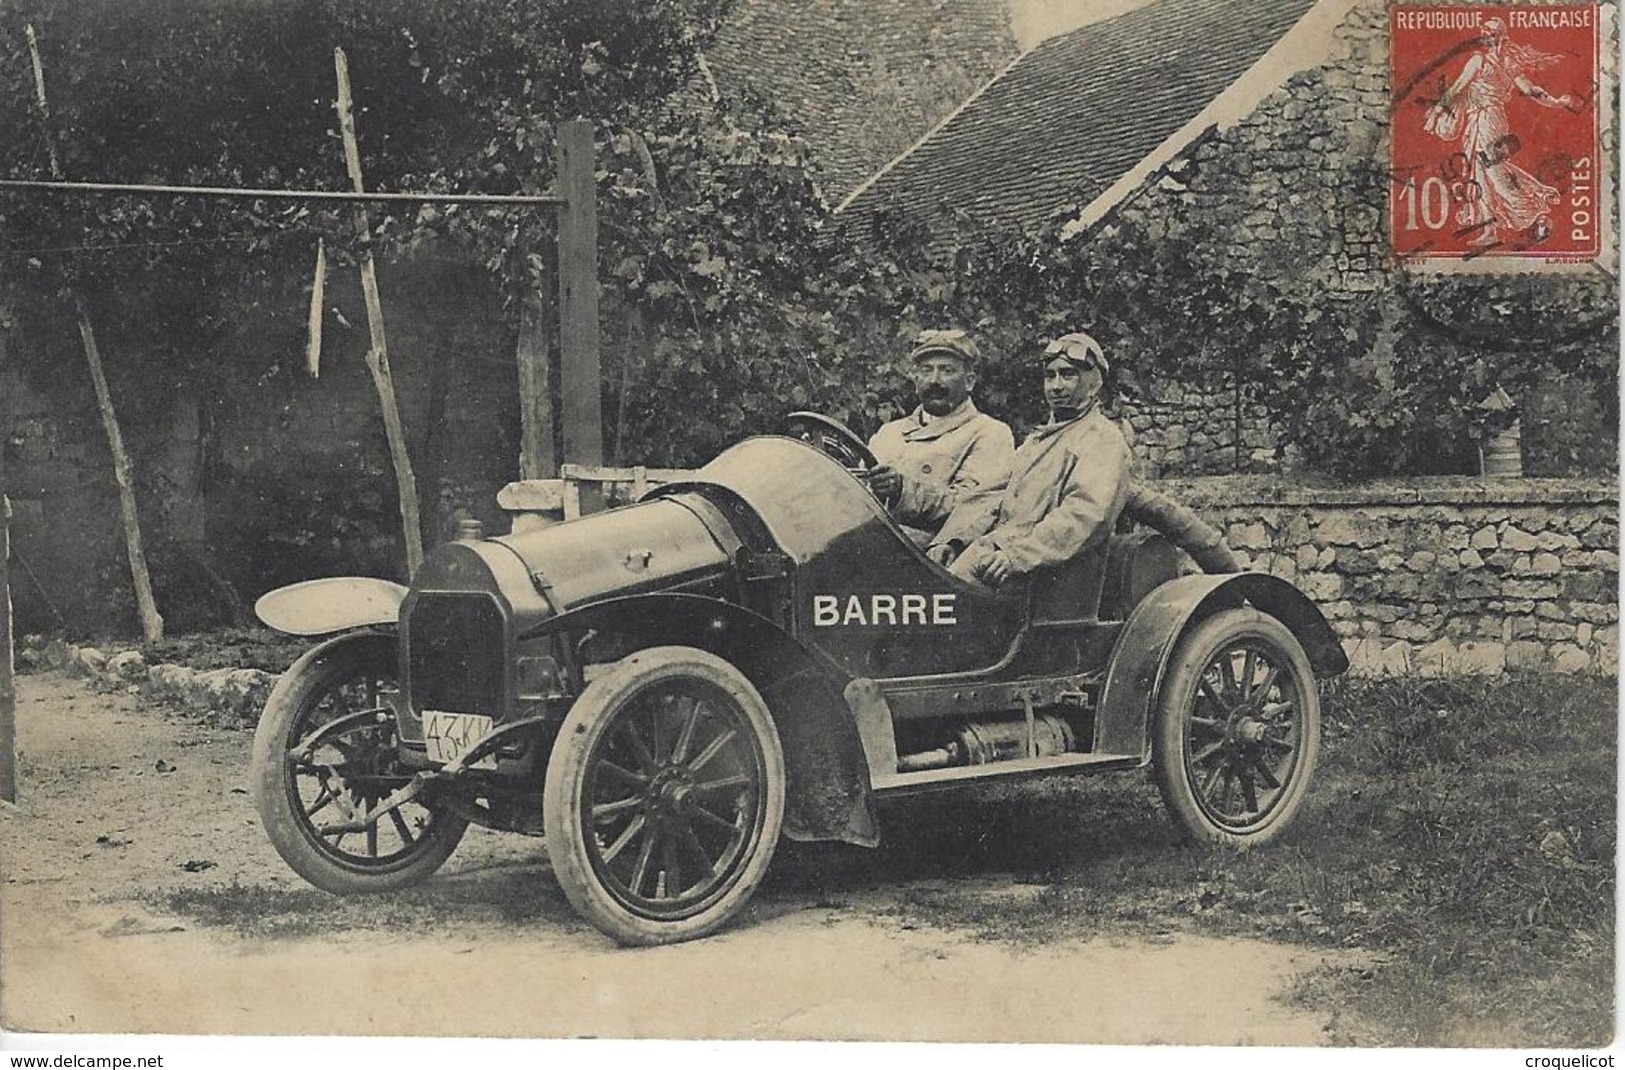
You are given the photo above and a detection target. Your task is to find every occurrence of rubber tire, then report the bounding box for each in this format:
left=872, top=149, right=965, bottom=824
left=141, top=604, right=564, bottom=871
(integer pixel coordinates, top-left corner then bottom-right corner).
left=1152, top=608, right=1322, bottom=848
left=251, top=632, right=468, bottom=894
left=543, top=646, right=786, bottom=946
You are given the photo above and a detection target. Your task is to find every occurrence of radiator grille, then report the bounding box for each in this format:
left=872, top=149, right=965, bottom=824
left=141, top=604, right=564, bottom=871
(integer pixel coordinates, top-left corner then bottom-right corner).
left=404, top=593, right=508, bottom=735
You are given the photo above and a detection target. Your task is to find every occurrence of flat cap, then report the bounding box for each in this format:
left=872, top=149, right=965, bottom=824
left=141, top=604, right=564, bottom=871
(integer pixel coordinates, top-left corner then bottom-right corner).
left=908, top=328, right=981, bottom=366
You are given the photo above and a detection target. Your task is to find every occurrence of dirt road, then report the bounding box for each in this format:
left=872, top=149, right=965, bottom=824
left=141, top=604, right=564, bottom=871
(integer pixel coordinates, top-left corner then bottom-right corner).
left=2, top=671, right=1348, bottom=1043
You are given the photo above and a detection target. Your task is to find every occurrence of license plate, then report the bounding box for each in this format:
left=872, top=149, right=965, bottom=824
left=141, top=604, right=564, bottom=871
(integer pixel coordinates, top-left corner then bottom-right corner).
left=421, top=710, right=498, bottom=770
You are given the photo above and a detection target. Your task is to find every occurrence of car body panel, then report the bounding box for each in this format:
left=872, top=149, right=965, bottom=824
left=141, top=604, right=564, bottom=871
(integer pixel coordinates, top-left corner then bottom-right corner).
left=654, top=437, right=1026, bottom=678
left=491, top=496, right=737, bottom=618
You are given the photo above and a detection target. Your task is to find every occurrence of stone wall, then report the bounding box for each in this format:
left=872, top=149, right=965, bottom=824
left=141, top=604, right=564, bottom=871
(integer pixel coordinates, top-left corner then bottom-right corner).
left=1119, top=379, right=1282, bottom=478
left=1159, top=476, right=1619, bottom=675
left=1121, top=0, right=1615, bottom=294
left=2, top=336, right=145, bottom=635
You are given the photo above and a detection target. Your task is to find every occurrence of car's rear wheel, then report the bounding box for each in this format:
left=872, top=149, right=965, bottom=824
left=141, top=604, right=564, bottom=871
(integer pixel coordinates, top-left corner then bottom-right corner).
left=543, top=646, right=786, bottom=946
left=1152, top=608, right=1321, bottom=846
left=252, top=632, right=468, bottom=893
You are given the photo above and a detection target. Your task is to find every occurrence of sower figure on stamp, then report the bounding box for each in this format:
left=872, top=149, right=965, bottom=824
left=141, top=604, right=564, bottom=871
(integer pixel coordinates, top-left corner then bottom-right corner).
left=948, top=332, right=1132, bottom=591
left=864, top=329, right=1015, bottom=565
left=1425, top=16, right=1575, bottom=246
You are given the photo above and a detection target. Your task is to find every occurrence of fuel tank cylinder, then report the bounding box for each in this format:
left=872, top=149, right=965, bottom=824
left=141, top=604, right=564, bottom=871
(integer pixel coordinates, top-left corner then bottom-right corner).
left=409, top=495, right=735, bottom=634
left=492, top=495, right=735, bottom=624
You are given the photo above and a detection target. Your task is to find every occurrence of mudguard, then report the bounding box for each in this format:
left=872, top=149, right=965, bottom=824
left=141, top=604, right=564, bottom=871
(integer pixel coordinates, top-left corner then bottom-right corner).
left=1094, top=572, right=1348, bottom=760
left=254, top=577, right=408, bottom=636
left=530, top=592, right=879, bottom=847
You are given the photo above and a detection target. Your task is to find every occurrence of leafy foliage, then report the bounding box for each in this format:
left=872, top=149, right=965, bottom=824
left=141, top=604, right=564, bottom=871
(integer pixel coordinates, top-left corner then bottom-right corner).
left=0, top=0, right=1614, bottom=514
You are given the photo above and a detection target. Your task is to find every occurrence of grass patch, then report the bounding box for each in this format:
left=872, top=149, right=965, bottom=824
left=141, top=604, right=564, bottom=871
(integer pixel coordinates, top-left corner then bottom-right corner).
left=1290, top=673, right=1615, bottom=1046
left=771, top=673, right=1616, bottom=1047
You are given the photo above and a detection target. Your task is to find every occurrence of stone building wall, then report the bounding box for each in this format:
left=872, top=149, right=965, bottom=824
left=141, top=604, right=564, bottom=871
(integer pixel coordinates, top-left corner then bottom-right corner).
left=1119, top=380, right=1280, bottom=477
left=1158, top=476, right=1619, bottom=675
left=1, top=351, right=129, bottom=635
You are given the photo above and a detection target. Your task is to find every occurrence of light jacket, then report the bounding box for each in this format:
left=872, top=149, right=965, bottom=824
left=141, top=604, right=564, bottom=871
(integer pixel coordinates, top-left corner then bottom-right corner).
left=965, top=404, right=1132, bottom=575
left=868, top=399, right=1015, bottom=547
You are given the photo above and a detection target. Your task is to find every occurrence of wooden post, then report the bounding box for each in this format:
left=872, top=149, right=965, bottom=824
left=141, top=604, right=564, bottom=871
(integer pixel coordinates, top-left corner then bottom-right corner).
left=335, top=48, right=423, bottom=574
left=555, top=120, right=604, bottom=467
left=24, top=26, right=59, bottom=178
left=306, top=238, right=326, bottom=379
left=2, top=486, right=16, bottom=804
left=78, top=300, right=164, bottom=641
left=29, top=24, right=163, bottom=641
left=516, top=287, right=557, bottom=480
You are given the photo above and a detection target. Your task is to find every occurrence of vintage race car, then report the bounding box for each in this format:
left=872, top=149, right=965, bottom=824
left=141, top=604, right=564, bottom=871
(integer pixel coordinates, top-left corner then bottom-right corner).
left=250, top=414, right=1348, bottom=946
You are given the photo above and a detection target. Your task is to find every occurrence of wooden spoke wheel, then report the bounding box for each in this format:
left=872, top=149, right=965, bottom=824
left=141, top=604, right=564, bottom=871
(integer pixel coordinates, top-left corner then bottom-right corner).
left=543, top=646, right=785, bottom=945
left=251, top=633, right=467, bottom=892
left=1152, top=608, right=1321, bottom=846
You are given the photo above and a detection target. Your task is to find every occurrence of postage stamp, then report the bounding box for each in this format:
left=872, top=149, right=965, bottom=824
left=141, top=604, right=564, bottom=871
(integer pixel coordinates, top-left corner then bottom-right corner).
left=1390, top=4, right=1603, bottom=263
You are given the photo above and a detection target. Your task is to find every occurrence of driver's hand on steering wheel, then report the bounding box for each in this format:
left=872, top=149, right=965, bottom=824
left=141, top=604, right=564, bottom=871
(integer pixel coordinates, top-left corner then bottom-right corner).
left=863, top=465, right=903, bottom=503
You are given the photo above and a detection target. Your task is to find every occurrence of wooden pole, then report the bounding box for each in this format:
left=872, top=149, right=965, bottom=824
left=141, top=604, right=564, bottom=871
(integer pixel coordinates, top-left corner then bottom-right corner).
left=334, top=47, right=423, bottom=574
left=0, top=177, right=564, bottom=207
left=78, top=300, right=164, bottom=641
left=306, top=239, right=326, bottom=379
left=516, top=287, right=557, bottom=480
left=24, top=26, right=59, bottom=178
left=28, top=24, right=163, bottom=642
left=555, top=121, right=604, bottom=467
left=0, top=318, right=12, bottom=803
left=1, top=486, right=17, bottom=804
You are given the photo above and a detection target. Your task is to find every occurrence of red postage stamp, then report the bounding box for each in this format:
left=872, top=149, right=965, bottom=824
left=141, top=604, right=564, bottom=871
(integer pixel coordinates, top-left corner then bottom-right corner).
left=1390, top=4, right=1602, bottom=263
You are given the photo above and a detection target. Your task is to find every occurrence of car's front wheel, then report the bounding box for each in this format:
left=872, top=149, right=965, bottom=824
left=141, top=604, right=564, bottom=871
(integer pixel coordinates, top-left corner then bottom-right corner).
left=251, top=632, right=468, bottom=893
left=1152, top=608, right=1321, bottom=847
left=543, top=646, right=786, bottom=945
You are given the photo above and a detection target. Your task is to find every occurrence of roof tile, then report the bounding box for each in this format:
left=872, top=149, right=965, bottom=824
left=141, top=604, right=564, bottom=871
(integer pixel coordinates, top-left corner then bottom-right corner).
left=705, top=0, right=1018, bottom=199
left=844, top=0, right=1317, bottom=232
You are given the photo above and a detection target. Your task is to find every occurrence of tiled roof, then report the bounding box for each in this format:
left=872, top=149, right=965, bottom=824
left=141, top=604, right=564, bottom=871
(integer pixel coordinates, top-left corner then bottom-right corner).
left=839, top=0, right=1318, bottom=233
left=703, top=0, right=1018, bottom=200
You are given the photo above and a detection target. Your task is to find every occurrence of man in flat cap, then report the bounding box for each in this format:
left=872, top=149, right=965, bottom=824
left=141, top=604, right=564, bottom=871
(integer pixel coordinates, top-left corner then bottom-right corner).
left=865, top=329, right=1015, bottom=563
left=949, top=331, right=1132, bottom=588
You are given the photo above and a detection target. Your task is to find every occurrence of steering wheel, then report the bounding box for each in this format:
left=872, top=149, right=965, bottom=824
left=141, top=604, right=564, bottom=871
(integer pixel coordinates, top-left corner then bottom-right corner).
left=782, top=411, right=878, bottom=471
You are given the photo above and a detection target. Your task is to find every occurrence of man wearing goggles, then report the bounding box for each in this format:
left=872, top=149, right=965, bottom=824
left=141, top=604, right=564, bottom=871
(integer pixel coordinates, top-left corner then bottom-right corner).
left=947, top=331, right=1132, bottom=588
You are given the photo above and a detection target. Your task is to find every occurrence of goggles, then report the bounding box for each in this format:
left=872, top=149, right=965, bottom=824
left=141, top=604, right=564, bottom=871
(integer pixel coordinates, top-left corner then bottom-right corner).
left=1042, top=332, right=1108, bottom=376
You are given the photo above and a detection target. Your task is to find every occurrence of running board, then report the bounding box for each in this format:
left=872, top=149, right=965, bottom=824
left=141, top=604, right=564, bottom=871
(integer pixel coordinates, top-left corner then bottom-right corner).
left=870, top=751, right=1142, bottom=795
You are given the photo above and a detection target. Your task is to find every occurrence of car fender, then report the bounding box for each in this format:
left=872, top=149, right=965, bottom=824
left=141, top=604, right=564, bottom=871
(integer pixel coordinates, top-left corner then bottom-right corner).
left=1094, top=572, right=1349, bottom=760
left=532, top=592, right=879, bottom=847
left=254, top=577, right=407, bottom=636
